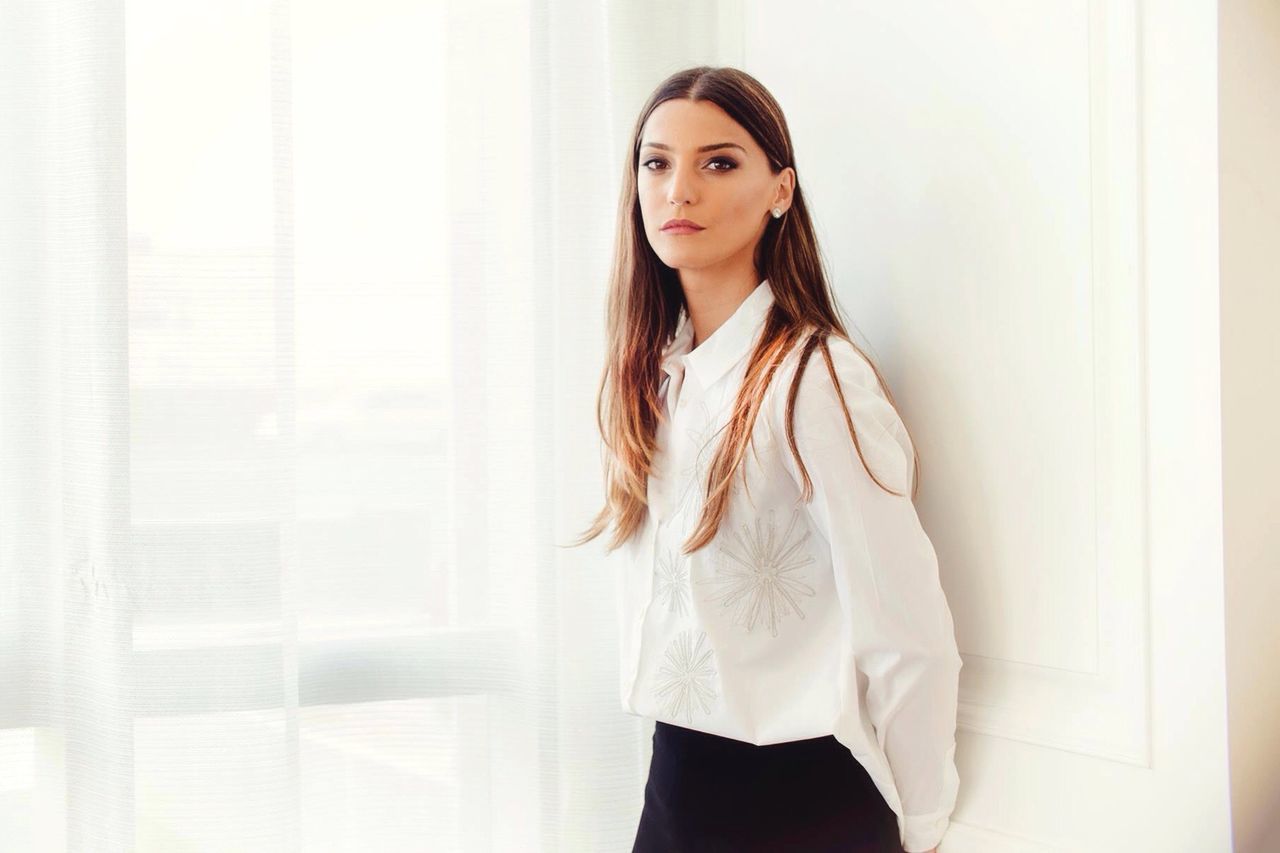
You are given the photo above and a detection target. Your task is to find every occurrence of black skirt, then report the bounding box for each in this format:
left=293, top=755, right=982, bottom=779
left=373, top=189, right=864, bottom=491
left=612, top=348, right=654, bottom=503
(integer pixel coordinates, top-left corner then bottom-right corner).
left=632, top=721, right=904, bottom=853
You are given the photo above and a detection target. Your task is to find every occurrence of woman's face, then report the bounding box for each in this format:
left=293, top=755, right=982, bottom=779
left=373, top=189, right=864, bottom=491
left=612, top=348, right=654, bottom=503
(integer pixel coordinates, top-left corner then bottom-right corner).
left=637, top=98, right=792, bottom=275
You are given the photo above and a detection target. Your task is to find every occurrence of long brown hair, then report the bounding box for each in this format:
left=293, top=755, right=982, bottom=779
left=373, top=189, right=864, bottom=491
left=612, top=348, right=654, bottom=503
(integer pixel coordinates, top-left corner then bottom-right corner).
left=570, top=66, right=920, bottom=555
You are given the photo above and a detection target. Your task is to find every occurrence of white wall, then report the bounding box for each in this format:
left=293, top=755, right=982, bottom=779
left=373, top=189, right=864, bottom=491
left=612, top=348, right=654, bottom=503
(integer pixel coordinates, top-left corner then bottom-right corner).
left=746, top=2, right=1238, bottom=850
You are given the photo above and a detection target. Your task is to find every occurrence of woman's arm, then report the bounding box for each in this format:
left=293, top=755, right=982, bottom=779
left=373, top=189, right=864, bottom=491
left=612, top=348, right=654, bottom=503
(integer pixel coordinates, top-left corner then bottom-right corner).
left=783, top=337, right=963, bottom=853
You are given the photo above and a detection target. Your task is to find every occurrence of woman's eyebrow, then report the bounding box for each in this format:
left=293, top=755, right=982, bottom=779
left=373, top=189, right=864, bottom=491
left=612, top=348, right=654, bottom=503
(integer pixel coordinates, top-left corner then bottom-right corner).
left=640, top=141, right=747, bottom=154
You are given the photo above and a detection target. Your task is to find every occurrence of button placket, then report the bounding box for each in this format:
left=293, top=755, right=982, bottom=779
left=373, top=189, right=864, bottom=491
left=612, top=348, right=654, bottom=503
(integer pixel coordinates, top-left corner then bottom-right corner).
left=667, top=364, right=686, bottom=417
left=625, top=519, right=660, bottom=704
left=627, top=512, right=665, bottom=701
left=659, top=371, right=699, bottom=526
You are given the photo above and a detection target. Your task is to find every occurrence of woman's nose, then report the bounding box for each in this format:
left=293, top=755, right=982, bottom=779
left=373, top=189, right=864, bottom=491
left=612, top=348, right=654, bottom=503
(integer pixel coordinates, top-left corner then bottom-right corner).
left=666, top=165, right=697, bottom=207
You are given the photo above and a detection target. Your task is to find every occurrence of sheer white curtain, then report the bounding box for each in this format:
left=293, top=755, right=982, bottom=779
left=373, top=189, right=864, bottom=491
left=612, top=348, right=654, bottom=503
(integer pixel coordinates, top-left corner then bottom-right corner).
left=0, top=1, right=742, bottom=849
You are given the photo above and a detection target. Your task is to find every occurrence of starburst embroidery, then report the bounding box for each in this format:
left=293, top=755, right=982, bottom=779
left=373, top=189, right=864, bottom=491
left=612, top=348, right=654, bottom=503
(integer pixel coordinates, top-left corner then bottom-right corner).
left=672, top=399, right=720, bottom=517
left=653, top=629, right=718, bottom=723
left=654, top=546, right=691, bottom=615
left=697, top=507, right=817, bottom=637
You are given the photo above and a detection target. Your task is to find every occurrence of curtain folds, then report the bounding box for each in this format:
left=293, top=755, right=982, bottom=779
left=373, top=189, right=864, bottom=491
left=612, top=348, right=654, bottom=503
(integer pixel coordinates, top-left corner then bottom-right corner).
left=0, top=0, right=740, bottom=850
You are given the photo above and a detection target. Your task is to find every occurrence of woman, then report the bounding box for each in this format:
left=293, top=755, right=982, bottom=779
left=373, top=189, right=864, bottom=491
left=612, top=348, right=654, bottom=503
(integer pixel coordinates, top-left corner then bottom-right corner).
left=573, top=66, right=962, bottom=853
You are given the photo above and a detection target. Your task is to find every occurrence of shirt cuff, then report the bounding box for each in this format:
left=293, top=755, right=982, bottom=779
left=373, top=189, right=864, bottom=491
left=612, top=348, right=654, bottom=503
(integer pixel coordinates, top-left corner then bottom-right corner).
left=901, top=810, right=951, bottom=852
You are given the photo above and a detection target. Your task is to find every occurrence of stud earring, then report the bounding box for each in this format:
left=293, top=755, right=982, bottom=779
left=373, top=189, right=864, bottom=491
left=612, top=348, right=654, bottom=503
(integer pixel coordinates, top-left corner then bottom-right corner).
left=771, top=207, right=783, bottom=218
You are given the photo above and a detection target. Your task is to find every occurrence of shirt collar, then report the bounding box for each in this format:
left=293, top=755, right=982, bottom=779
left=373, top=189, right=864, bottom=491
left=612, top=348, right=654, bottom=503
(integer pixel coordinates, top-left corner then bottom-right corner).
left=661, top=278, right=775, bottom=391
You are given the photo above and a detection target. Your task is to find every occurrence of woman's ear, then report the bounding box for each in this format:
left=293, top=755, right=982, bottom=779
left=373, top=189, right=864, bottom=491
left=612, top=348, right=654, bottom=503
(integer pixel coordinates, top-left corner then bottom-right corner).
left=773, top=166, right=796, bottom=211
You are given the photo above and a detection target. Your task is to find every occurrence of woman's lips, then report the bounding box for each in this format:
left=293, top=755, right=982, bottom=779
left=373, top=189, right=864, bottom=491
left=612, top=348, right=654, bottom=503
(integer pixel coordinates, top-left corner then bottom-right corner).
left=662, top=225, right=704, bottom=234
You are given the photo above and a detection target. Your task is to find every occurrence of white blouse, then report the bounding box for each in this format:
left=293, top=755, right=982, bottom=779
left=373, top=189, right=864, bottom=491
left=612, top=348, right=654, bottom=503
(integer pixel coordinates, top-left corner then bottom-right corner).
left=612, top=278, right=963, bottom=853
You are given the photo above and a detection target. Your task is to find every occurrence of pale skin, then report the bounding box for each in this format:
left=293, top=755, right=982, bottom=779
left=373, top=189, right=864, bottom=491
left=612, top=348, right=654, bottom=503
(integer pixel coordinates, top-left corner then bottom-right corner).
left=637, top=99, right=938, bottom=853
left=637, top=98, right=794, bottom=350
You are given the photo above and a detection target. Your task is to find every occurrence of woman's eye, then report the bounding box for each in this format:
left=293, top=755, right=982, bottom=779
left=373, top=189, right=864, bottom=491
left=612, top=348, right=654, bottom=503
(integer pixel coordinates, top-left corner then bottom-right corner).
left=639, top=157, right=738, bottom=172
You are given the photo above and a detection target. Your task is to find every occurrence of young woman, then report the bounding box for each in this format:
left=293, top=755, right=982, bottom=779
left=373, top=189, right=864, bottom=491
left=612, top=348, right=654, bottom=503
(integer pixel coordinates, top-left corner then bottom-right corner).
left=573, top=66, right=962, bottom=853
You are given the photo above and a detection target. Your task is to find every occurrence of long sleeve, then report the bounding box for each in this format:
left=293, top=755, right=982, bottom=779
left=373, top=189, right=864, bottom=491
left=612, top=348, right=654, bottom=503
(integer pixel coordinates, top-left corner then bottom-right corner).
left=782, top=338, right=963, bottom=853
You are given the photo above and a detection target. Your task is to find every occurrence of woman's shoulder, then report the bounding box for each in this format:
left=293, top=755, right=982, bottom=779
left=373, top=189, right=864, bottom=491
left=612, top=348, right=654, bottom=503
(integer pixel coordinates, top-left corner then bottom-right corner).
left=771, top=326, right=884, bottom=410
left=767, top=326, right=914, bottom=489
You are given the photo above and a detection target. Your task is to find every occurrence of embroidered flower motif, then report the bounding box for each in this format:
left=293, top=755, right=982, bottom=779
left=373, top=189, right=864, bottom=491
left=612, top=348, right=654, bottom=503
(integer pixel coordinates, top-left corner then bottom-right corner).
left=697, top=506, right=817, bottom=637
left=672, top=399, right=720, bottom=518
left=654, top=546, right=691, bottom=616
left=654, top=629, right=718, bottom=723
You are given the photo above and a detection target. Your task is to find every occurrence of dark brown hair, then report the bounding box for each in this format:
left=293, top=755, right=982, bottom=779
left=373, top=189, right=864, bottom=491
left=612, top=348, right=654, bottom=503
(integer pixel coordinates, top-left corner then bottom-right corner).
left=570, top=65, right=919, bottom=555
